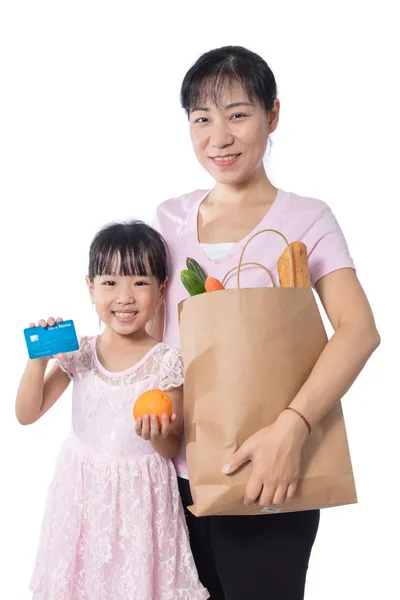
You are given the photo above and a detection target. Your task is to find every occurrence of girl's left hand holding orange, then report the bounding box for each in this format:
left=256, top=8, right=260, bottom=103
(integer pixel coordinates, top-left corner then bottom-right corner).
left=135, top=413, right=177, bottom=441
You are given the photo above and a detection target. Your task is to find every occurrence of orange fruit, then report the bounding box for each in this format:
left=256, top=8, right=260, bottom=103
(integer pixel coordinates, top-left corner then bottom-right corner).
left=133, top=389, right=172, bottom=428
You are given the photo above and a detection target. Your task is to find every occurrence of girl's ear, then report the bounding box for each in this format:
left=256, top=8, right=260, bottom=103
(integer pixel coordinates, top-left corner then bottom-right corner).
left=159, top=277, right=168, bottom=303
left=85, top=276, right=95, bottom=304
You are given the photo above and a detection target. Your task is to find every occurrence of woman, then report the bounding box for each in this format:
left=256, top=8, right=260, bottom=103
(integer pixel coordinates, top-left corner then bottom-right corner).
left=152, top=46, right=380, bottom=600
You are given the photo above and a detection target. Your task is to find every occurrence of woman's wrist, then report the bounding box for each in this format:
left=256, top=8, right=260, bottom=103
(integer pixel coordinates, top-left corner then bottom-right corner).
left=276, top=407, right=310, bottom=446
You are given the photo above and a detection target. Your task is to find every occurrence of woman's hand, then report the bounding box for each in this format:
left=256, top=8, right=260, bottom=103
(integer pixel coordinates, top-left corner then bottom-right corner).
left=222, top=410, right=309, bottom=507
left=135, top=413, right=177, bottom=441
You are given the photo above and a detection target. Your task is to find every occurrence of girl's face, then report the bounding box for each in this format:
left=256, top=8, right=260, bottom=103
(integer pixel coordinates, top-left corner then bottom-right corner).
left=189, top=83, right=280, bottom=186
left=86, top=257, right=165, bottom=337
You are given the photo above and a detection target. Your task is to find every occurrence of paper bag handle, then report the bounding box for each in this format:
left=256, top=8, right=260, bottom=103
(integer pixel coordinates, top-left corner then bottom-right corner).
left=222, top=262, right=276, bottom=287
left=234, top=229, right=294, bottom=289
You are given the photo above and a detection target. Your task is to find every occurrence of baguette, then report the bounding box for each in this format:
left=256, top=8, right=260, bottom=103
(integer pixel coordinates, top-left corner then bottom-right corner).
left=278, top=241, right=311, bottom=288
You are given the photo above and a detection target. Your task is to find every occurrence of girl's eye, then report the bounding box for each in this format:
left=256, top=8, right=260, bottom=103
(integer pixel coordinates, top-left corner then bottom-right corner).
left=134, top=281, right=149, bottom=287
left=103, top=281, right=116, bottom=286
left=231, top=112, right=246, bottom=120
left=194, top=117, right=208, bottom=124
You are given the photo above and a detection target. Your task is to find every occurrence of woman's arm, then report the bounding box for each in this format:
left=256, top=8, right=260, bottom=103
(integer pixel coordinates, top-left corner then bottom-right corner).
left=280, top=268, right=380, bottom=431
left=16, top=360, right=71, bottom=425
left=224, top=268, right=380, bottom=506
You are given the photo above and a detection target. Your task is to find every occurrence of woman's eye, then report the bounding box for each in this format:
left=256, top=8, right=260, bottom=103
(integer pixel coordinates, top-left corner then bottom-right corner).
left=231, top=112, right=245, bottom=120
left=194, top=117, right=208, bottom=124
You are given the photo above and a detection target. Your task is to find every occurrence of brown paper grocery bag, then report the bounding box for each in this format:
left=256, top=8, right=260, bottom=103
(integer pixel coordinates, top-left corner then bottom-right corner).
left=179, top=229, right=357, bottom=516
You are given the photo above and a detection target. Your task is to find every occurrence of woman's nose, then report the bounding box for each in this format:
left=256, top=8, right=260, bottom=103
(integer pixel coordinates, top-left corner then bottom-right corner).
left=210, top=122, right=234, bottom=149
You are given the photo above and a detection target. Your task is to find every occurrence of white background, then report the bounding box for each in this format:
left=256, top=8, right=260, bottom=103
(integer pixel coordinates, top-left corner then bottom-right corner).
left=0, top=1, right=398, bottom=598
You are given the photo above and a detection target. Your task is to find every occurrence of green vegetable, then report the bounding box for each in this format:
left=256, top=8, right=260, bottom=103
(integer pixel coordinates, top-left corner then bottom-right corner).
left=186, top=257, right=207, bottom=284
left=181, top=270, right=206, bottom=296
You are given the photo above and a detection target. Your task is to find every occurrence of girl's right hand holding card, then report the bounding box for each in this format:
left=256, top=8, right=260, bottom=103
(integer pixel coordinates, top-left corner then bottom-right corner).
left=17, top=317, right=72, bottom=425
left=28, top=316, right=66, bottom=360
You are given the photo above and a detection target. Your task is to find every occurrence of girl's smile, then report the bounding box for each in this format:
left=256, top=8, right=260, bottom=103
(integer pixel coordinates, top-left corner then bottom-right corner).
left=112, top=310, right=139, bottom=323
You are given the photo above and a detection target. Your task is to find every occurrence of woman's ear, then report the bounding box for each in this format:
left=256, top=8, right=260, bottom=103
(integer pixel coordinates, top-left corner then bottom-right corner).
left=85, top=276, right=95, bottom=304
left=268, top=98, right=280, bottom=134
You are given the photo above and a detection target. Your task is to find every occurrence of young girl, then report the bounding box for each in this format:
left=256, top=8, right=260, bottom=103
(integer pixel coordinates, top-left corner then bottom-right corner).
left=16, top=220, right=209, bottom=600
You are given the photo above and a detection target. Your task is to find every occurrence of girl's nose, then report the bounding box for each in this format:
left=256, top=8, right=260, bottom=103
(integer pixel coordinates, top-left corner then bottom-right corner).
left=117, top=287, right=135, bottom=304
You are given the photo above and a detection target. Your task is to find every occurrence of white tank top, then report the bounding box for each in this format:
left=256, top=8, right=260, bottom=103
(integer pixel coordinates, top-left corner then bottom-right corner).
left=200, top=242, right=234, bottom=261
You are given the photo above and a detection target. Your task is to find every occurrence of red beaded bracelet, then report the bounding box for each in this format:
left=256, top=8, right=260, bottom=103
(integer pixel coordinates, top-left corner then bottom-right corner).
left=285, top=407, right=312, bottom=435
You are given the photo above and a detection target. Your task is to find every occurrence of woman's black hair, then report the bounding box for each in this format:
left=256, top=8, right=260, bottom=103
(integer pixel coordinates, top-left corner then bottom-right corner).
left=181, top=45, right=277, bottom=117
left=88, top=220, right=169, bottom=284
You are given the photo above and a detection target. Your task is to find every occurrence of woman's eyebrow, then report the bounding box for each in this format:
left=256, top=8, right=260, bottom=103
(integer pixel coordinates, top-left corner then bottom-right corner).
left=224, top=102, right=254, bottom=109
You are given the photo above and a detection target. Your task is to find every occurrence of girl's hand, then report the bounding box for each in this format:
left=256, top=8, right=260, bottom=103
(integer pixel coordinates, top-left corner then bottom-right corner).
left=135, top=413, right=177, bottom=441
left=221, top=411, right=309, bottom=507
left=29, top=317, right=66, bottom=360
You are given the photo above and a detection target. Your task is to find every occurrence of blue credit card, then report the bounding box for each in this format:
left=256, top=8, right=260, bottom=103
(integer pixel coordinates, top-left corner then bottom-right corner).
left=24, top=320, right=80, bottom=359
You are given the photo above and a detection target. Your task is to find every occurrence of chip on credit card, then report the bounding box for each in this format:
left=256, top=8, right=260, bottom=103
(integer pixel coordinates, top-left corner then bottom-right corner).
left=24, top=320, right=79, bottom=359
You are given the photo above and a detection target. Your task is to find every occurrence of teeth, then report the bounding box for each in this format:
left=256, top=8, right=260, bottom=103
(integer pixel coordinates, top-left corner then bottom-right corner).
left=114, top=312, right=136, bottom=318
left=213, top=155, right=238, bottom=162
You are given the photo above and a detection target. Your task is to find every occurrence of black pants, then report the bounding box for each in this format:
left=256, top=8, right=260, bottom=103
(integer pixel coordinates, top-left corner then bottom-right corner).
left=179, top=477, right=320, bottom=600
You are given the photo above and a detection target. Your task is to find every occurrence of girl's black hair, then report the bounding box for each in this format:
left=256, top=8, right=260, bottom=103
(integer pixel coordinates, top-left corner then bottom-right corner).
left=88, top=220, right=169, bottom=284
left=180, top=45, right=277, bottom=117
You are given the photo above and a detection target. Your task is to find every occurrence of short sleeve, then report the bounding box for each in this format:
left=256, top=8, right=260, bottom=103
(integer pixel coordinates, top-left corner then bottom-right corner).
left=56, top=335, right=92, bottom=379
left=151, top=209, right=159, bottom=231
left=159, top=347, right=184, bottom=391
left=307, top=208, right=355, bottom=287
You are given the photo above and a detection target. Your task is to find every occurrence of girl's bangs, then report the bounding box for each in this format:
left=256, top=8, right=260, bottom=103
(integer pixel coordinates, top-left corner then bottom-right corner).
left=93, top=245, right=153, bottom=278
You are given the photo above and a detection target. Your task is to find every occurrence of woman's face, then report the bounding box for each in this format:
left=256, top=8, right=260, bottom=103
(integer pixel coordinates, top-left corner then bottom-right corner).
left=189, top=83, right=280, bottom=186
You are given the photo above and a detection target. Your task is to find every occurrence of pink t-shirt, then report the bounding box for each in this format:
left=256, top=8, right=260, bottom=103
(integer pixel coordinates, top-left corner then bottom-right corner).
left=153, top=188, right=355, bottom=476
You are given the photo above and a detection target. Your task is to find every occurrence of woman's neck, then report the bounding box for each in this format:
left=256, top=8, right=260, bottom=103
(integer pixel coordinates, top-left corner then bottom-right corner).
left=210, top=171, right=277, bottom=208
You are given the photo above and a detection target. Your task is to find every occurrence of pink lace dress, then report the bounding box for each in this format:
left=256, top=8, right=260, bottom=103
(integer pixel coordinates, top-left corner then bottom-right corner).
left=30, top=336, right=208, bottom=600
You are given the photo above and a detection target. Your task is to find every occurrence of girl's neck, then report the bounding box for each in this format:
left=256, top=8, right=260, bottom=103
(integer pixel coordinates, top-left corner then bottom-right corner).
left=100, top=327, right=154, bottom=349
left=210, top=169, right=277, bottom=208
left=96, top=327, right=159, bottom=373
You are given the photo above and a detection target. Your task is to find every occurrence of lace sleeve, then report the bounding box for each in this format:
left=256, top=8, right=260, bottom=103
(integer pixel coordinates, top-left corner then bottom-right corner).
left=56, top=335, right=92, bottom=379
left=159, top=347, right=184, bottom=391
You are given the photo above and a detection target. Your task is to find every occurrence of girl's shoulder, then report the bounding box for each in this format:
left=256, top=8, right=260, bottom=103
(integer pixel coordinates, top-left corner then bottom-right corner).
left=153, top=344, right=184, bottom=391
left=57, top=335, right=95, bottom=379
left=152, top=343, right=182, bottom=366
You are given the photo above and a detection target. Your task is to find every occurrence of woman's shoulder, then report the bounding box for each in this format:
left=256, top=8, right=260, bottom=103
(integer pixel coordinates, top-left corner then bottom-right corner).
left=279, top=189, right=331, bottom=217
left=153, top=189, right=209, bottom=229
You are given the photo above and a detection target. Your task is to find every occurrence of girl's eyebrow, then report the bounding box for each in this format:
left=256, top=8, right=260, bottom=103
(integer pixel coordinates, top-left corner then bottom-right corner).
left=191, top=101, right=254, bottom=113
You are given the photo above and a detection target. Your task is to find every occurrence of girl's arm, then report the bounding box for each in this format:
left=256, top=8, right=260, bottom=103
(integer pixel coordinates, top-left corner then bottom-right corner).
left=16, top=359, right=71, bottom=425
left=135, top=385, right=183, bottom=460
